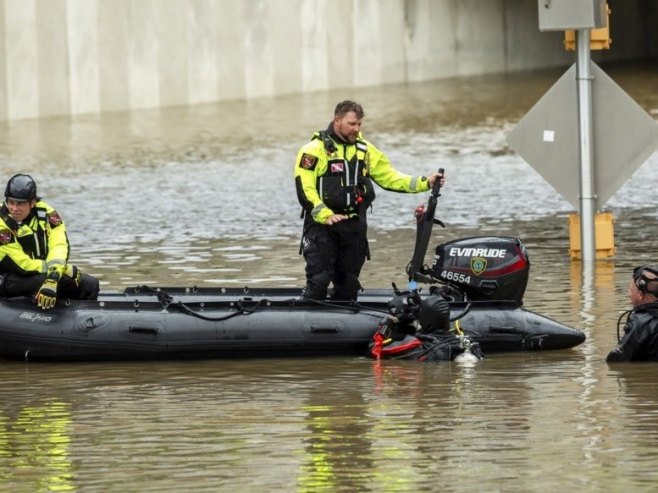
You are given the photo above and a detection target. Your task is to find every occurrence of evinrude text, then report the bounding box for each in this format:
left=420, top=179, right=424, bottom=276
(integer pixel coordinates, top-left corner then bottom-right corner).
left=448, top=247, right=507, bottom=258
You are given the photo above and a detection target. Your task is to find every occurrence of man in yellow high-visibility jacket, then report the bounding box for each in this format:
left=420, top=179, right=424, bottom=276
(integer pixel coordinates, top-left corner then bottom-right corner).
left=0, top=174, right=99, bottom=309
left=294, top=100, right=444, bottom=300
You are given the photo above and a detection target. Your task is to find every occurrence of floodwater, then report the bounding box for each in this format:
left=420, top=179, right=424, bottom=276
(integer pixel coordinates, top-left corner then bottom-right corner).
left=1, top=61, right=658, bottom=492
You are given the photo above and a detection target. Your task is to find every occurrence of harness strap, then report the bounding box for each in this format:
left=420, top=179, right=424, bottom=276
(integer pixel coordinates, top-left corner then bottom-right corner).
left=314, top=130, right=337, bottom=154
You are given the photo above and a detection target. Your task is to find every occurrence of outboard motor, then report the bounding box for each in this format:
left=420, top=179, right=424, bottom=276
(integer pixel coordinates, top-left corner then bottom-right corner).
left=430, top=236, right=529, bottom=303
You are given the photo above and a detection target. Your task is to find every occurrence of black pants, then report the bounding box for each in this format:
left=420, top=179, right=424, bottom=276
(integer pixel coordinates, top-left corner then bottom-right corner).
left=0, top=272, right=100, bottom=301
left=301, top=218, right=367, bottom=300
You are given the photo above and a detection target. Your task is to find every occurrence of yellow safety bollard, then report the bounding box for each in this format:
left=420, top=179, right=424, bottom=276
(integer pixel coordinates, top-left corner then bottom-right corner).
left=568, top=212, right=615, bottom=260
left=564, top=3, right=611, bottom=50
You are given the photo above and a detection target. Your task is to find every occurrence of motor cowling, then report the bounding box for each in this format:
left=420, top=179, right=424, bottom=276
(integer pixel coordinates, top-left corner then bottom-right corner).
left=430, top=236, right=529, bottom=303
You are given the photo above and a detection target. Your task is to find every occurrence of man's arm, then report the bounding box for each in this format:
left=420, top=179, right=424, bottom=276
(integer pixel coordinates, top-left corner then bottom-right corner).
left=0, top=237, right=48, bottom=274
left=606, top=316, right=651, bottom=362
left=366, top=142, right=431, bottom=193
left=294, top=143, right=336, bottom=224
left=42, top=206, right=70, bottom=271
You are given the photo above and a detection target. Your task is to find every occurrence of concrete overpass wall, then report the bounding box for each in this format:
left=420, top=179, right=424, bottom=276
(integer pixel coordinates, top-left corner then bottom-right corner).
left=0, top=0, right=656, bottom=121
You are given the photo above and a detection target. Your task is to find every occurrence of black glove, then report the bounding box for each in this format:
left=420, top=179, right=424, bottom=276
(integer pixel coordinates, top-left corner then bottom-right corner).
left=62, top=264, right=81, bottom=286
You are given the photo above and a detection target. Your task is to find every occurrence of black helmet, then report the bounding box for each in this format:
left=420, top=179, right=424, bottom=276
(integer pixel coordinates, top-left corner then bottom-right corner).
left=5, top=174, right=38, bottom=202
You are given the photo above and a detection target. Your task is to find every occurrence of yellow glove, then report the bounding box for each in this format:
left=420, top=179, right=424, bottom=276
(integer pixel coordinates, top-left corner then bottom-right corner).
left=36, top=278, right=58, bottom=309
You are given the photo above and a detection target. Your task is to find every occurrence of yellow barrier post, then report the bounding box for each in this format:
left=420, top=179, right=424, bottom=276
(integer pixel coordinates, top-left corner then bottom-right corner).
left=568, top=212, right=615, bottom=259
left=564, top=3, right=611, bottom=51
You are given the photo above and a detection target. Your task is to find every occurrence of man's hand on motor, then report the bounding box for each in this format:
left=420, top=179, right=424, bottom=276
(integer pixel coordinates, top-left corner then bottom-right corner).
left=428, top=172, right=446, bottom=188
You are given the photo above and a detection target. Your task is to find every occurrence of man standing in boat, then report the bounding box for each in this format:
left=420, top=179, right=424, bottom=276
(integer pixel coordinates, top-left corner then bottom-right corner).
left=294, top=100, right=444, bottom=300
left=0, top=174, right=99, bottom=309
left=607, top=266, right=658, bottom=362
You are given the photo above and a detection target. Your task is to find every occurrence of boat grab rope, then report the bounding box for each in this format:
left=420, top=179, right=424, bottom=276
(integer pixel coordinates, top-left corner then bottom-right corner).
left=300, top=297, right=390, bottom=315
left=174, top=297, right=386, bottom=322
left=130, top=285, right=266, bottom=321
left=175, top=299, right=266, bottom=322
left=128, top=285, right=467, bottom=322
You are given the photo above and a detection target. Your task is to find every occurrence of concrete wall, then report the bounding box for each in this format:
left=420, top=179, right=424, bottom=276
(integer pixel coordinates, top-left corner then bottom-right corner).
left=0, top=0, right=656, bottom=121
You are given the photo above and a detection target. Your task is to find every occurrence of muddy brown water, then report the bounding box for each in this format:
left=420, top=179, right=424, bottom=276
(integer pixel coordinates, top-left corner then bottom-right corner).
left=1, top=62, right=658, bottom=491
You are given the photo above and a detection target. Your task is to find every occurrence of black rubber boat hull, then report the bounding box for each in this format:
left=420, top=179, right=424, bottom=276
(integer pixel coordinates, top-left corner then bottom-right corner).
left=0, top=287, right=585, bottom=361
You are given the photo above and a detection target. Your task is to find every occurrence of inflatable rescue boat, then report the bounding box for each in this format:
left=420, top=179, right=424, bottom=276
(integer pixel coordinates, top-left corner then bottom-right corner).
left=0, top=284, right=584, bottom=361
left=0, top=169, right=585, bottom=362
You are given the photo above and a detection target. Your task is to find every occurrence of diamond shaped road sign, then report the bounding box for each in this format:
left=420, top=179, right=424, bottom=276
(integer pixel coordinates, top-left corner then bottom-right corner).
left=507, top=62, right=658, bottom=211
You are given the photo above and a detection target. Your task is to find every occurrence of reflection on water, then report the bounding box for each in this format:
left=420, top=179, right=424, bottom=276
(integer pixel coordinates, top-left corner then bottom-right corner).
left=0, top=61, right=658, bottom=491
left=1, top=355, right=655, bottom=492
left=0, top=397, right=73, bottom=491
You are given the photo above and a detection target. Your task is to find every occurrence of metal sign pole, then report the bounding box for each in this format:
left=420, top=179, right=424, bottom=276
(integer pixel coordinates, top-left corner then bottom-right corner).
left=510, top=1, right=658, bottom=262
left=576, top=29, right=596, bottom=263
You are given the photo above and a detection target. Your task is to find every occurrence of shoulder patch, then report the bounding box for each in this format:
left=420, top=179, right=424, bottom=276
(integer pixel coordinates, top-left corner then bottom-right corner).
left=48, top=211, right=63, bottom=227
left=0, top=228, right=13, bottom=245
left=299, top=153, right=318, bottom=171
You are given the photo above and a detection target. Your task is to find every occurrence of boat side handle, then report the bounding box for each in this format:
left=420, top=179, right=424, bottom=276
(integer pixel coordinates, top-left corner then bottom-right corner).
left=310, top=325, right=340, bottom=334
left=129, top=326, right=160, bottom=335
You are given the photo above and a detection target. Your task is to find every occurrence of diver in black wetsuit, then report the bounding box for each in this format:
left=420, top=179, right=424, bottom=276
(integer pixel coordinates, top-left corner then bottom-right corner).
left=369, top=287, right=483, bottom=362
left=607, top=266, right=658, bottom=362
